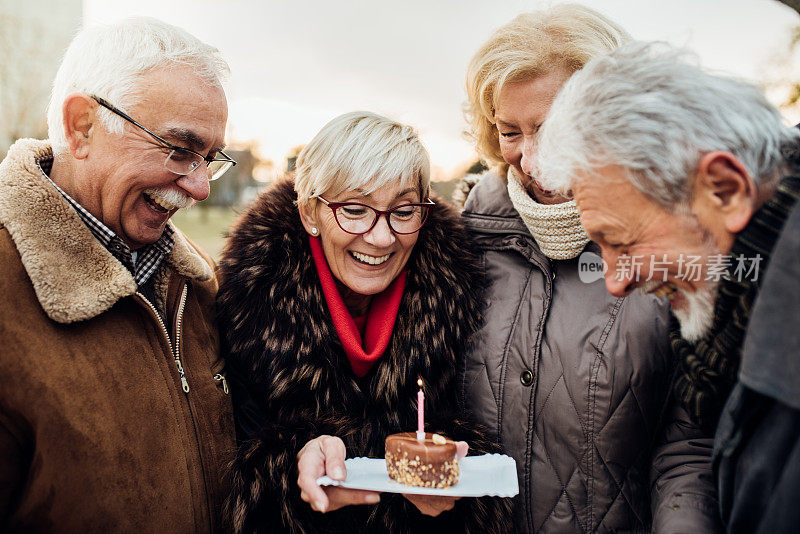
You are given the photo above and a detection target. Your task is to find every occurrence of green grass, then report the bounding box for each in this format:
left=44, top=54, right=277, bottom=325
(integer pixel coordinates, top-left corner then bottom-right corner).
left=171, top=206, right=240, bottom=260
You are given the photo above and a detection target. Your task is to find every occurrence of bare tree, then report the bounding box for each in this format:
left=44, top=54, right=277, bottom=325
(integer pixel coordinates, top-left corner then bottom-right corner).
left=0, top=1, right=80, bottom=157
left=759, top=3, right=800, bottom=116
left=783, top=27, right=800, bottom=108
left=0, top=15, right=55, bottom=155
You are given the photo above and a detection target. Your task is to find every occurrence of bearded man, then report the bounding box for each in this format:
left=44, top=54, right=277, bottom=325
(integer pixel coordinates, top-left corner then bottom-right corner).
left=534, top=41, right=800, bottom=533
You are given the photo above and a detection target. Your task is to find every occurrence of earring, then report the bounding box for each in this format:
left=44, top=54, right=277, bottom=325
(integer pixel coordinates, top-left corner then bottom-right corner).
left=311, top=227, right=318, bottom=235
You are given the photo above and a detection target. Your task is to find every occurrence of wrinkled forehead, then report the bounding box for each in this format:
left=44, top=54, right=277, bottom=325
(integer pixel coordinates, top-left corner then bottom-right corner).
left=573, top=164, right=632, bottom=198
left=573, top=167, right=643, bottom=218
left=131, top=67, right=228, bottom=150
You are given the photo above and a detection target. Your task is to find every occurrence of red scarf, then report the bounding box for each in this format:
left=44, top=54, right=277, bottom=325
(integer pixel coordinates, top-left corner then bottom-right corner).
left=309, top=236, right=406, bottom=377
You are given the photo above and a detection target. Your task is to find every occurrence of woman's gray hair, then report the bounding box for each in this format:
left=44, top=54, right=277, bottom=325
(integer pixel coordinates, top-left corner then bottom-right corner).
left=294, top=111, right=430, bottom=206
left=47, top=17, right=230, bottom=154
left=536, top=41, right=800, bottom=208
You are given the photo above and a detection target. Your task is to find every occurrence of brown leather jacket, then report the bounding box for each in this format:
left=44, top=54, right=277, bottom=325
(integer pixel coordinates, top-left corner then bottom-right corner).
left=0, top=139, right=235, bottom=532
left=459, top=173, right=721, bottom=533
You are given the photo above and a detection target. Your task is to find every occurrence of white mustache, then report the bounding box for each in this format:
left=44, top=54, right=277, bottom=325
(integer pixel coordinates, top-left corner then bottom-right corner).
left=145, top=188, right=194, bottom=210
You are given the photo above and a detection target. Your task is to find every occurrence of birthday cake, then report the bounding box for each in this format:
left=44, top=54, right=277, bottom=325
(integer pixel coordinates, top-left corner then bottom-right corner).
left=385, top=432, right=459, bottom=488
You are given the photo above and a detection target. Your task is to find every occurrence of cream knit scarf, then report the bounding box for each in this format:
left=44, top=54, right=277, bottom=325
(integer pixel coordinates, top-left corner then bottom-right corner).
left=506, top=167, right=589, bottom=260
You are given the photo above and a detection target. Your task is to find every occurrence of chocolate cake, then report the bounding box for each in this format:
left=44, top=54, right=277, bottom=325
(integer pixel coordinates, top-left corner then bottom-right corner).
left=385, top=432, right=459, bottom=488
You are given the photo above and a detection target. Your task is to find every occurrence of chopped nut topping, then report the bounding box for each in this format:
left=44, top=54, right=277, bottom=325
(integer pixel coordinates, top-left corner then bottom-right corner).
left=386, top=452, right=459, bottom=488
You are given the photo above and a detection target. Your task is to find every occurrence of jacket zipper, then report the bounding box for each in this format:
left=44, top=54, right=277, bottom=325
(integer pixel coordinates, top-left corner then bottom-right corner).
left=170, top=285, right=216, bottom=531
left=173, top=287, right=190, bottom=393
left=136, top=288, right=190, bottom=393
left=523, top=257, right=553, bottom=532
left=136, top=286, right=216, bottom=530
left=213, top=373, right=229, bottom=394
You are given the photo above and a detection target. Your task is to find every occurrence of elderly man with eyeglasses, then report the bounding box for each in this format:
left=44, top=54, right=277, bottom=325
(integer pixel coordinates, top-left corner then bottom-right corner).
left=0, top=18, right=236, bottom=533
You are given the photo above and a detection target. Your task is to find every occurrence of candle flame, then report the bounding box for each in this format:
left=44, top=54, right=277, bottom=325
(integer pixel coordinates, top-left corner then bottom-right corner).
left=417, top=378, right=423, bottom=387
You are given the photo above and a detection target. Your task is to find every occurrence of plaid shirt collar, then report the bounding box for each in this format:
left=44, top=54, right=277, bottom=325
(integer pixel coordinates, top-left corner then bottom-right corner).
left=37, top=156, right=174, bottom=287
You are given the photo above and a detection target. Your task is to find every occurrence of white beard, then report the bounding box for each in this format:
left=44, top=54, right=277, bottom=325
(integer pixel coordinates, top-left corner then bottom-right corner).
left=672, top=281, right=719, bottom=343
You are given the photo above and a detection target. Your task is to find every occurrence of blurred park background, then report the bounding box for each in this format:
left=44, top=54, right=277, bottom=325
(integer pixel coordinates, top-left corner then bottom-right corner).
left=2, top=0, right=799, bottom=258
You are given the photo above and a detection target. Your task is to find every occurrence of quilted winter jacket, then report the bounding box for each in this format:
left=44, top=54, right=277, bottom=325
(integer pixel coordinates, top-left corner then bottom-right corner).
left=0, top=139, right=235, bottom=532
left=459, top=173, right=721, bottom=533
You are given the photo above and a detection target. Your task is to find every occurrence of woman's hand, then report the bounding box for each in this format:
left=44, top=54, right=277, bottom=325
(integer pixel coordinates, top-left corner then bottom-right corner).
left=402, top=440, right=469, bottom=517
left=297, top=435, right=381, bottom=513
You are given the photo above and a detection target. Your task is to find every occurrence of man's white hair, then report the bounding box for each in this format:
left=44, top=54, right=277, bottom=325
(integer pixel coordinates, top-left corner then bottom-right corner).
left=536, top=41, right=800, bottom=208
left=47, top=17, right=230, bottom=155
left=294, top=111, right=431, bottom=206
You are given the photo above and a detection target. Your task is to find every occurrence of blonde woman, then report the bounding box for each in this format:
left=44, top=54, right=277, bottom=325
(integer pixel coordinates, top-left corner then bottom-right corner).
left=459, top=5, right=720, bottom=533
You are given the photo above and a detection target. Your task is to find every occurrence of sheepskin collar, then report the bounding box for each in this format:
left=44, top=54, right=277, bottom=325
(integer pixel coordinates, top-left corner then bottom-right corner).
left=0, top=138, right=213, bottom=324
left=217, top=179, right=484, bottom=421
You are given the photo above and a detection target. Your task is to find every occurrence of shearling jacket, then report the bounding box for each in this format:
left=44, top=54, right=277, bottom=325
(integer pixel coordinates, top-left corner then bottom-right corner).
left=216, top=179, right=513, bottom=534
left=459, top=173, right=721, bottom=533
left=0, top=139, right=235, bottom=532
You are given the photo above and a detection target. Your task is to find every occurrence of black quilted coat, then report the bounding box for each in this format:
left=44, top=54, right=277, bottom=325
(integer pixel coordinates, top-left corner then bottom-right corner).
left=216, top=179, right=513, bottom=534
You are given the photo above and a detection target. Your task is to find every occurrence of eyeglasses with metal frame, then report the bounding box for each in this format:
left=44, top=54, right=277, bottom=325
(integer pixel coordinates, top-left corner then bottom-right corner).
left=317, top=196, right=436, bottom=235
left=90, top=95, right=236, bottom=181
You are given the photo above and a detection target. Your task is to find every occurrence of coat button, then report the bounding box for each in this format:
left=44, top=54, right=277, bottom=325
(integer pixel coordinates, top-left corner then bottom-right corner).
left=520, top=370, right=534, bottom=386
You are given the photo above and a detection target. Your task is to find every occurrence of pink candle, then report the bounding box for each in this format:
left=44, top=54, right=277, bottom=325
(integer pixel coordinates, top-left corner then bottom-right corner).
left=417, top=378, right=425, bottom=441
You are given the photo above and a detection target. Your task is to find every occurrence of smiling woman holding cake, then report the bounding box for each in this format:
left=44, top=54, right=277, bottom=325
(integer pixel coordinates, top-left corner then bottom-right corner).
left=217, top=111, right=511, bottom=533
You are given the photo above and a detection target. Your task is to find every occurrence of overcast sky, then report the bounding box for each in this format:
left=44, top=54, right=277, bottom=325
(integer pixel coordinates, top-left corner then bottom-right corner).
left=83, top=0, right=800, bottom=178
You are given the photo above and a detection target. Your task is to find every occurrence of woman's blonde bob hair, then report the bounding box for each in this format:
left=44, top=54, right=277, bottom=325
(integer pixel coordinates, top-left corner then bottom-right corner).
left=465, top=3, right=629, bottom=168
left=294, top=111, right=431, bottom=206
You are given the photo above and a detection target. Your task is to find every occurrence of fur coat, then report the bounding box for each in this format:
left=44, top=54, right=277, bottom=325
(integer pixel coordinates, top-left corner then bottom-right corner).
left=216, top=179, right=512, bottom=533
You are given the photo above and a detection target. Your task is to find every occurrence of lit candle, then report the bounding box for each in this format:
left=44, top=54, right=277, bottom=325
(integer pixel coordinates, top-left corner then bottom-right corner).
left=417, top=378, right=425, bottom=441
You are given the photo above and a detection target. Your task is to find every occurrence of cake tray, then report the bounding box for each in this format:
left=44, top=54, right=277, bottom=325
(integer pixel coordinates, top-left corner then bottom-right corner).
left=316, top=453, right=518, bottom=497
